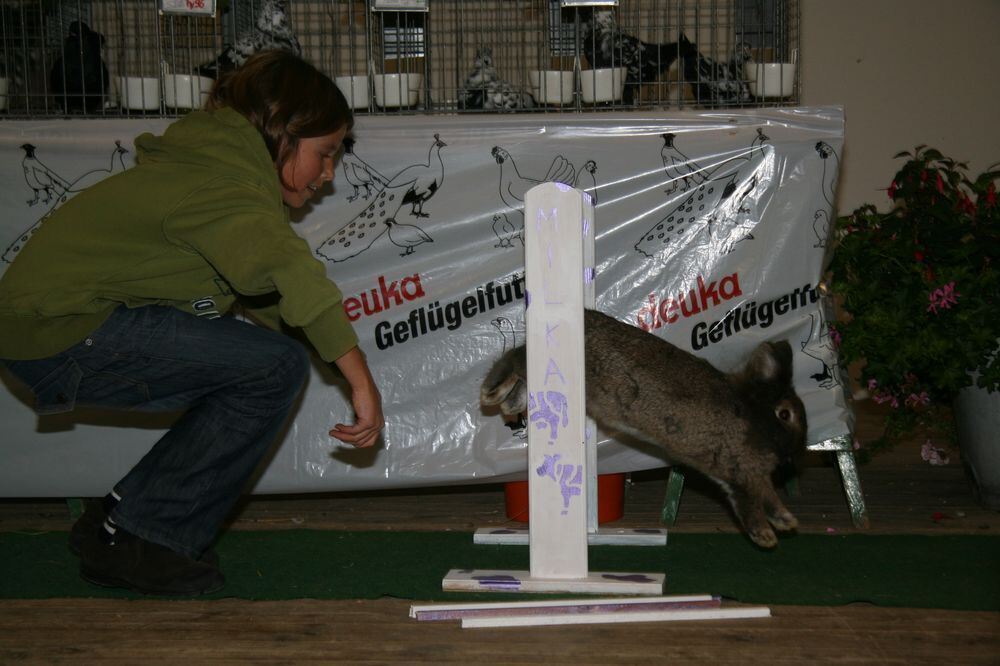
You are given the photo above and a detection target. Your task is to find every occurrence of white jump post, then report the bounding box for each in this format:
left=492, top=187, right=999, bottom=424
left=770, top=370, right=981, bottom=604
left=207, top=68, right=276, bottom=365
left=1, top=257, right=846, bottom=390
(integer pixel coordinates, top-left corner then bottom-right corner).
left=444, top=183, right=664, bottom=595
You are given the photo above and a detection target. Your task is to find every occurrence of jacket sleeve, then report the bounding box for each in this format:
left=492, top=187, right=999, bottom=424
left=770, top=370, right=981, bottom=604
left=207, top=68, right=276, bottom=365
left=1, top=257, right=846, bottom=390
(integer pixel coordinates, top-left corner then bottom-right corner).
left=162, top=178, right=358, bottom=362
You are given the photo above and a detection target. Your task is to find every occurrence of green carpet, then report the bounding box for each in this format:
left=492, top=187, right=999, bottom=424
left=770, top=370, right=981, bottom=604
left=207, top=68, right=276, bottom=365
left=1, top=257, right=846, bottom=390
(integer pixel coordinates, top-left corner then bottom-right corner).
left=1, top=530, right=997, bottom=610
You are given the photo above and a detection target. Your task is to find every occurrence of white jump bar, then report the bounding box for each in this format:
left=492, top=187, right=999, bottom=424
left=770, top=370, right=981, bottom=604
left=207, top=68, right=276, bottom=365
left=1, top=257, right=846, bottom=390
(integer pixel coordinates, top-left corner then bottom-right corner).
left=461, top=606, right=772, bottom=629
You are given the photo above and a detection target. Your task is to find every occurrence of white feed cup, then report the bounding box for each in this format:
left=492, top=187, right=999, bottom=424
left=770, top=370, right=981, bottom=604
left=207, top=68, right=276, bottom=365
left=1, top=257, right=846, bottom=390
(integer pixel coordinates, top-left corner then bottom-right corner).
left=118, top=76, right=160, bottom=111
left=336, top=75, right=370, bottom=109
left=744, top=62, right=795, bottom=98
left=744, top=50, right=797, bottom=98
left=580, top=67, right=626, bottom=103
left=529, top=70, right=575, bottom=105
left=372, top=73, right=421, bottom=108
left=163, top=74, right=213, bottom=109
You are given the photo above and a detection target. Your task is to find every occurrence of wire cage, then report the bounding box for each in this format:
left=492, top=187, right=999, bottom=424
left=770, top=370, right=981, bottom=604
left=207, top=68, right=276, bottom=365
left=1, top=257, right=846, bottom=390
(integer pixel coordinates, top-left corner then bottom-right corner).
left=0, top=0, right=799, bottom=118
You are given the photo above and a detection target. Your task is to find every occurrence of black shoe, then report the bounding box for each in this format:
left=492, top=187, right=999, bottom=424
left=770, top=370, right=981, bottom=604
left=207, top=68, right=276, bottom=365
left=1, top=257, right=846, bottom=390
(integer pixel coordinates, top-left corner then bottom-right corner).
left=69, top=500, right=220, bottom=568
left=79, top=529, right=225, bottom=596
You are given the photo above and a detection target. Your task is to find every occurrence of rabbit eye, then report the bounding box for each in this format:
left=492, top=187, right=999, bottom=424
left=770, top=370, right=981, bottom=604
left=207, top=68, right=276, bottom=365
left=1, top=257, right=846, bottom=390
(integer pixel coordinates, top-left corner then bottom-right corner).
left=777, top=408, right=791, bottom=421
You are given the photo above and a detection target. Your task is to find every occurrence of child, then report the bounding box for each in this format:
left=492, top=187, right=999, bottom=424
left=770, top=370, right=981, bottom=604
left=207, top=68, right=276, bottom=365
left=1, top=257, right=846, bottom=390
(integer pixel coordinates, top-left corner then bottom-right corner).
left=0, top=51, right=383, bottom=595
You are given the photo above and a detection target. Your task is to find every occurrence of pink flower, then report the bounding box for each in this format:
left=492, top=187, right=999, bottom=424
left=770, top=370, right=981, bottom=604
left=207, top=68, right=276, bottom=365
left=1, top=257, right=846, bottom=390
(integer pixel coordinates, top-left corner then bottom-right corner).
left=905, top=392, right=931, bottom=407
left=921, top=441, right=950, bottom=466
left=867, top=378, right=879, bottom=391
left=935, top=172, right=945, bottom=194
left=872, top=391, right=900, bottom=409
left=828, top=325, right=842, bottom=348
left=927, top=281, right=959, bottom=314
left=888, top=180, right=898, bottom=199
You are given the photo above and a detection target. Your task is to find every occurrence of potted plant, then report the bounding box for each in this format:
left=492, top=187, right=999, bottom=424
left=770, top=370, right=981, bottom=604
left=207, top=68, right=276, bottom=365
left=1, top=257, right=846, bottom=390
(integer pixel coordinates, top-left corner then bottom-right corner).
left=828, top=146, right=1000, bottom=507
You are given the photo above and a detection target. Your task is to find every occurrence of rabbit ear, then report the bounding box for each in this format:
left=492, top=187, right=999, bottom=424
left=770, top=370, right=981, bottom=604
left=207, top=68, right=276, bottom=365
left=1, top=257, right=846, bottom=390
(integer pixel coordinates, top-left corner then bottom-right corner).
left=746, top=340, right=794, bottom=385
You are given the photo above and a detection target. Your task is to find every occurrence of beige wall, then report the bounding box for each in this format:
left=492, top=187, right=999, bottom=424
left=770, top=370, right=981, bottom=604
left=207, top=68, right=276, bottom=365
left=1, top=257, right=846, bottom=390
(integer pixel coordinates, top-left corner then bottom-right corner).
left=800, top=0, right=1000, bottom=213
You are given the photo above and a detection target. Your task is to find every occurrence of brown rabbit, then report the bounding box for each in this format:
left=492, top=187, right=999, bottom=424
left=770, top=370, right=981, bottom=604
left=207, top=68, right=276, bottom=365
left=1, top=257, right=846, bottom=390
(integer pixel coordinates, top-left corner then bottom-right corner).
left=481, top=308, right=807, bottom=548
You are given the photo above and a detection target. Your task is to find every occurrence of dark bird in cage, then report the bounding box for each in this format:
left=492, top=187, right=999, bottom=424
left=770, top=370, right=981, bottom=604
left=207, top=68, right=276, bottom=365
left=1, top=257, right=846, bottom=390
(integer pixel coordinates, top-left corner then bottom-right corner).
left=579, top=9, right=684, bottom=106
left=457, top=47, right=534, bottom=112
left=49, top=21, right=109, bottom=114
left=197, top=0, right=302, bottom=78
left=679, top=34, right=753, bottom=106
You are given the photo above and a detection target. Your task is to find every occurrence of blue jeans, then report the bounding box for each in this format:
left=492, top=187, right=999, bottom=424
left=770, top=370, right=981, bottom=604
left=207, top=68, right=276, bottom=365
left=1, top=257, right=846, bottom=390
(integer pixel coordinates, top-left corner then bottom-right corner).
left=3, top=305, right=310, bottom=559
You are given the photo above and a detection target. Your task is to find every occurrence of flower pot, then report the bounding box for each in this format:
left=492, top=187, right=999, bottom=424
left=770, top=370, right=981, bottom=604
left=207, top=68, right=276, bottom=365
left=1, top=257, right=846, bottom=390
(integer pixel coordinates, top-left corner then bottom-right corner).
left=503, top=472, right=626, bottom=524
left=954, top=383, right=1000, bottom=510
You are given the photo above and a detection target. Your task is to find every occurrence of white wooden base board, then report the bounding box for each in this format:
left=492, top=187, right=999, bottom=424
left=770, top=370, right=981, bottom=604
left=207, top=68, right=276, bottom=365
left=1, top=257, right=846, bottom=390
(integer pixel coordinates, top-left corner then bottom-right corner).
left=473, top=526, right=667, bottom=546
left=442, top=568, right=664, bottom=595
left=410, top=594, right=719, bottom=621
left=460, top=605, right=771, bottom=628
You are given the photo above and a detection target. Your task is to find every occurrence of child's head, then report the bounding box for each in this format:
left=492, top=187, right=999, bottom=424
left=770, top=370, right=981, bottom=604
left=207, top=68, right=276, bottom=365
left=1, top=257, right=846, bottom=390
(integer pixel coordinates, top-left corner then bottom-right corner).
left=205, top=51, right=354, bottom=188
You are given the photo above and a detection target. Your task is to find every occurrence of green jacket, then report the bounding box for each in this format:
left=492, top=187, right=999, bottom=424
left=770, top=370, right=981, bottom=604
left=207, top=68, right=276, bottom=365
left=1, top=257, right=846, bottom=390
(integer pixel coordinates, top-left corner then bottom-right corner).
left=0, top=108, right=357, bottom=362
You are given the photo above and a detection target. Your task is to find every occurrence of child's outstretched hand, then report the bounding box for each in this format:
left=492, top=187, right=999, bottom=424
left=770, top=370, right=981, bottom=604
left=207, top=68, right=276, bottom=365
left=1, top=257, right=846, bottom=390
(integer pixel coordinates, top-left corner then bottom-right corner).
left=330, top=347, right=384, bottom=448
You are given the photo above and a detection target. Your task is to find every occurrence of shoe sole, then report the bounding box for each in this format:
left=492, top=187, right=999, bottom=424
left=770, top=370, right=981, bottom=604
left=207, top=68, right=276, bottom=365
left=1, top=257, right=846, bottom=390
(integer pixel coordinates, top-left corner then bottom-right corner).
left=80, top=567, right=225, bottom=596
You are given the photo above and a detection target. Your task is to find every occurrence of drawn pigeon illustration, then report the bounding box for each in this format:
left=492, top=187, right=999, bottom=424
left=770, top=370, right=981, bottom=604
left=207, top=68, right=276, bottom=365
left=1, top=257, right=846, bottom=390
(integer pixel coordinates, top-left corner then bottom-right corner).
left=197, top=0, right=301, bottom=77
left=386, top=219, right=433, bottom=256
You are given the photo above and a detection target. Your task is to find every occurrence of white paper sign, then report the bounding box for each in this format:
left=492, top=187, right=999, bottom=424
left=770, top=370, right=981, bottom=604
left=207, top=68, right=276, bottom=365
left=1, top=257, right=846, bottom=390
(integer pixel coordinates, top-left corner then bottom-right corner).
left=160, top=0, right=216, bottom=17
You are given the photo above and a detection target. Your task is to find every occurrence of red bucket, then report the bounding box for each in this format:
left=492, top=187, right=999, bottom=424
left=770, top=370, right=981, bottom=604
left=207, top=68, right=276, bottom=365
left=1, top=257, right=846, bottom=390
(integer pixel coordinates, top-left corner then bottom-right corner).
left=503, top=472, right=626, bottom=524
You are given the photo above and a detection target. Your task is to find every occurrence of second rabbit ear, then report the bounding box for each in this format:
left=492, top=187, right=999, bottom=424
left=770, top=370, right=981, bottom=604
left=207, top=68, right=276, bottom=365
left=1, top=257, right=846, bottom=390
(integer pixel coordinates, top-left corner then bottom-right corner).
left=747, top=340, right=793, bottom=384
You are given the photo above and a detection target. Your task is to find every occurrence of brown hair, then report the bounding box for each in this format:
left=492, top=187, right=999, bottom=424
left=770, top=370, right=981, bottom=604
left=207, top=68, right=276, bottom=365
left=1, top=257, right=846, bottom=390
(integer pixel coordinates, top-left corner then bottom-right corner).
left=205, top=51, right=354, bottom=189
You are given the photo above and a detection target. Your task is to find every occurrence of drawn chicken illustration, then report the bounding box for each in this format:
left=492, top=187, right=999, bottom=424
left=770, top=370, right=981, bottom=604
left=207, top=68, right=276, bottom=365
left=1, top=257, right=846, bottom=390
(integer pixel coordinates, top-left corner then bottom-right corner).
left=812, top=141, right=840, bottom=248
left=5, top=141, right=132, bottom=264
left=316, top=134, right=447, bottom=263
left=635, top=128, right=771, bottom=259
left=801, top=311, right=844, bottom=392
left=341, top=136, right=386, bottom=202
left=489, top=147, right=599, bottom=250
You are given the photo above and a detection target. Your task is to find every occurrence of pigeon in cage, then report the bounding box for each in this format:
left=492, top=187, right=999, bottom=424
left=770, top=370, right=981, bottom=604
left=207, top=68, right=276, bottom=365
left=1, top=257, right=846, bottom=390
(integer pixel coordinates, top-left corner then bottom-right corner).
left=457, top=48, right=534, bottom=112
left=197, top=0, right=302, bottom=78
left=579, top=9, right=685, bottom=105
left=49, top=20, right=109, bottom=114
left=679, top=34, right=753, bottom=106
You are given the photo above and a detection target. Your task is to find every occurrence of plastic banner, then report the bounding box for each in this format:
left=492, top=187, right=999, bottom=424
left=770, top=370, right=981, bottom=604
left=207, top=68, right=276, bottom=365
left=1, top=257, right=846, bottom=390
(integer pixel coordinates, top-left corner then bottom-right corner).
left=0, top=107, right=849, bottom=496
